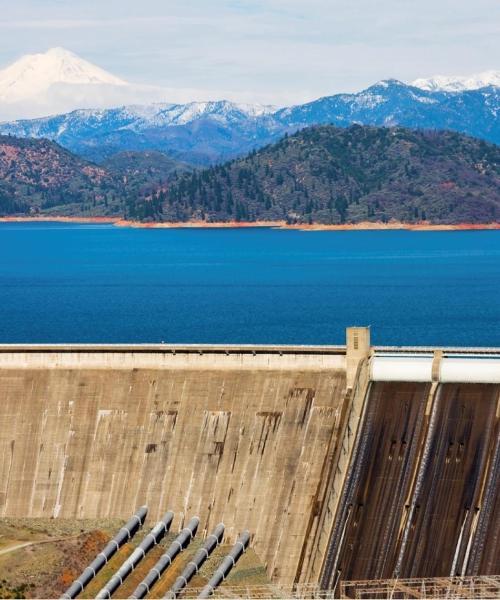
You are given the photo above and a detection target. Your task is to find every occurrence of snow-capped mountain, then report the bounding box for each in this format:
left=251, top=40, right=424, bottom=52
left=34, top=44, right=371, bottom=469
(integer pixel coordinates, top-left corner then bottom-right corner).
left=0, top=47, right=126, bottom=102
left=0, top=48, right=175, bottom=120
left=1, top=100, right=277, bottom=137
left=272, top=80, right=500, bottom=151
left=100, top=100, right=276, bottom=129
left=0, top=47, right=277, bottom=122
left=0, top=99, right=282, bottom=164
left=0, top=79, right=498, bottom=165
left=412, top=70, right=500, bottom=92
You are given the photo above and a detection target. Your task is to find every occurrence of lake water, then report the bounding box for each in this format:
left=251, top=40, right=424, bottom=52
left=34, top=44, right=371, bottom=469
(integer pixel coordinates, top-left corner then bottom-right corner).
left=0, top=222, right=499, bottom=347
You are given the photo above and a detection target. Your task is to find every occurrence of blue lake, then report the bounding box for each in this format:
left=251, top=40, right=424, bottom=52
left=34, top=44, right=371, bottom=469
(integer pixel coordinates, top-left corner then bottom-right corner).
left=0, top=222, right=499, bottom=346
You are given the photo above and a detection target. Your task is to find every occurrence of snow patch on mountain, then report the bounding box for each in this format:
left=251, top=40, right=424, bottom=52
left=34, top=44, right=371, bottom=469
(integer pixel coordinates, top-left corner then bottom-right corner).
left=412, top=70, right=500, bottom=92
left=353, top=93, right=386, bottom=110
left=410, top=92, right=438, bottom=104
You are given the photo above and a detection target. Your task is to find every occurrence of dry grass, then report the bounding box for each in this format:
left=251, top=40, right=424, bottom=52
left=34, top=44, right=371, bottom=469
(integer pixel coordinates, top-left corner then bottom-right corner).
left=0, top=520, right=268, bottom=599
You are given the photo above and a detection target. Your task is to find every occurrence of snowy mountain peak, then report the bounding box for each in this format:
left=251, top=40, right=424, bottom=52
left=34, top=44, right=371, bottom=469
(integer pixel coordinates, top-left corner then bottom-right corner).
left=44, top=47, right=79, bottom=60
left=412, top=70, right=500, bottom=92
left=0, top=48, right=276, bottom=121
left=0, top=47, right=127, bottom=103
left=373, top=79, right=406, bottom=88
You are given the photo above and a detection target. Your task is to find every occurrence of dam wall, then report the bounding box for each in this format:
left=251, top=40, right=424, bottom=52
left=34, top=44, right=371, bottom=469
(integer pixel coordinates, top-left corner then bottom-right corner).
left=0, top=344, right=353, bottom=584
left=0, top=330, right=499, bottom=589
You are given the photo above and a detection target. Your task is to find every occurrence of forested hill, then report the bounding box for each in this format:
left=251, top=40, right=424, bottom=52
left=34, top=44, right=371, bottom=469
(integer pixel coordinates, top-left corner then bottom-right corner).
left=163, top=125, right=500, bottom=224
left=0, top=136, right=185, bottom=217
left=1, top=125, right=500, bottom=224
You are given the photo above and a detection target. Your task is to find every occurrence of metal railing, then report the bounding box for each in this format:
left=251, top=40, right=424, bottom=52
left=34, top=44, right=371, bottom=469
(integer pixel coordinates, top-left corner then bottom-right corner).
left=178, top=584, right=335, bottom=599
left=340, top=575, right=500, bottom=599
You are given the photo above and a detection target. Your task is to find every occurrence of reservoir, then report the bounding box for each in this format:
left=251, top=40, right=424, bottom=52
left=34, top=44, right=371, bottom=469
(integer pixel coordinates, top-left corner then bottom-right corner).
left=0, top=222, right=499, bottom=346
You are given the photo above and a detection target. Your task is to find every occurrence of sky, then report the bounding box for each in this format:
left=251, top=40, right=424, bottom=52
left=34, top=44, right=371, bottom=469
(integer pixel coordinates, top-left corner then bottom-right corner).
left=0, top=0, right=499, bottom=105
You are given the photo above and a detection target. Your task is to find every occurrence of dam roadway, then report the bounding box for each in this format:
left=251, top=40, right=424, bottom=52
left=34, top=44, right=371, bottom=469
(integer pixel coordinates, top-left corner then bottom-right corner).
left=0, top=329, right=498, bottom=592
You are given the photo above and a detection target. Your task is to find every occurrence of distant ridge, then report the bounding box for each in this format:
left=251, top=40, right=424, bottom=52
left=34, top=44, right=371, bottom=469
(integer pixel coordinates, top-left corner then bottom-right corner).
left=1, top=79, right=498, bottom=165
left=0, top=100, right=283, bottom=164
left=0, top=46, right=498, bottom=138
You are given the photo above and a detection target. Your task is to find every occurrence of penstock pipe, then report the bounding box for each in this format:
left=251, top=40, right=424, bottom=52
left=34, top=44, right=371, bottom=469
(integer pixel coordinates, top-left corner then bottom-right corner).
left=61, top=505, right=148, bottom=599
left=197, top=530, right=250, bottom=599
left=95, top=511, right=174, bottom=599
left=129, top=516, right=200, bottom=599
left=164, top=523, right=225, bottom=599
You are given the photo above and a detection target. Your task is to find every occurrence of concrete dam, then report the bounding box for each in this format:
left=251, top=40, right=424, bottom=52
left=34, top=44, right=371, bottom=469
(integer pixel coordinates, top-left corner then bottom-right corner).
left=0, top=328, right=498, bottom=596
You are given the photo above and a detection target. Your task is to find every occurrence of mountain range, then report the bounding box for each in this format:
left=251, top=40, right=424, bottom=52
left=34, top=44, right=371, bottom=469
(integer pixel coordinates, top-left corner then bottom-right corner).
left=1, top=80, right=499, bottom=166
left=0, top=100, right=281, bottom=165
left=0, top=48, right=498, bottom=166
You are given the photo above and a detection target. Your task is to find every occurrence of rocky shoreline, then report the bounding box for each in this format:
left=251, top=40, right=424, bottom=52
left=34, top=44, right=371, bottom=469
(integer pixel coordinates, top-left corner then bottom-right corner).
left=1, top=216, right=500, bottom=231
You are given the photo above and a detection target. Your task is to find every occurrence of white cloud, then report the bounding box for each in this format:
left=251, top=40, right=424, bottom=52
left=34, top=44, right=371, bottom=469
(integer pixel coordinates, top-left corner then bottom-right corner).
left=0, top=0, right=498, bottom=105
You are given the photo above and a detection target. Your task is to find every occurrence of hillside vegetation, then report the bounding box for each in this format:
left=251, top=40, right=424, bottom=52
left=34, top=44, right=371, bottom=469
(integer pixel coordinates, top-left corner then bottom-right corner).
left=1, top=125, right=499, bottom=224
left=0, top=136, right=186, bottom=218
left=163, top=125, right=500, bottom=224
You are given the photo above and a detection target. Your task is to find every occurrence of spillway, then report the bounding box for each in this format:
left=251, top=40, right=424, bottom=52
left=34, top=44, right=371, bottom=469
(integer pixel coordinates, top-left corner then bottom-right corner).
left=320, top=381, right=432, bottom=584
left=0, top=328, right=498, bottom=596
left=399, top=383, right=498, bottom=579
left=320, top=381, right=500, bottom=592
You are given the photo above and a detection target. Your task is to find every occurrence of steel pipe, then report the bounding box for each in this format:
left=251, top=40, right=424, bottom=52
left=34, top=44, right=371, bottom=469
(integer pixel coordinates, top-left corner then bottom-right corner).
left=371, top=354, right=500, bottom=383
left=198, top=531, right=250, bottom=599
left=370, top=355, right=434, bottom=382
left=164, top=524, right=225, bottom=599
left=61, top=506, right=148, bottom=599
left=95, top=511, right=174, bottom=599
left=440, top=358, right=500, bottom=383
left=129, top=517, right=200, bottom=599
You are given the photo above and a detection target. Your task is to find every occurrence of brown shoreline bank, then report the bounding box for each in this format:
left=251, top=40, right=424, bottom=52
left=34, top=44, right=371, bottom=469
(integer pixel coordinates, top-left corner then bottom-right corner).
left=1, top=216, right=499, bottom=231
